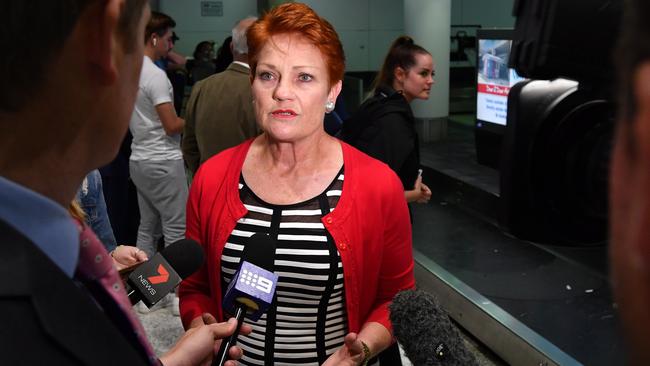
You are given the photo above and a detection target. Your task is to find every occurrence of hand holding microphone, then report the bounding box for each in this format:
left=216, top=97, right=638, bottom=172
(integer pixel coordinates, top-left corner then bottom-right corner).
left=212, top=233, right=279, bottom=366
left=161, top=317, right=246, bottom=366
left=126, top=239, right=204, bottom=307
left=111, top=245, right=148, bottom=272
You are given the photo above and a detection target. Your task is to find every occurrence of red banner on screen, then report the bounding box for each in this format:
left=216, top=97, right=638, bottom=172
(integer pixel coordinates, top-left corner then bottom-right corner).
left=478, top=83, right=511, bottom=96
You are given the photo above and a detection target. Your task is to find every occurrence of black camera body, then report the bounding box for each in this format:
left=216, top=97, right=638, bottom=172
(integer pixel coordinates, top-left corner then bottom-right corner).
left=500, top=79, right=613, bottom=244
left=498, top=0, right=621, bottom=245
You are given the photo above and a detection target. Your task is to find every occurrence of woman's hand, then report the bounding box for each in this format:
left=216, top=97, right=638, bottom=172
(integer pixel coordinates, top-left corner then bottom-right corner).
left=417, top=181, right=432, bottom=203
left=405, top=175, right=432, bottom=204
left=322, top=333, right=367, bottom=366
left=111, top=245, right=148, bottom=271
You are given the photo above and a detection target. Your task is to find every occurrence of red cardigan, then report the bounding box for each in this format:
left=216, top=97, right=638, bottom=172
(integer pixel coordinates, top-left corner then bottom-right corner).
left=179, top=139, right=415, bottom=335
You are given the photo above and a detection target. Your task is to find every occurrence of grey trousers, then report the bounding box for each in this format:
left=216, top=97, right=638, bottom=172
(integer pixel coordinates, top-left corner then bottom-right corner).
left=129, top=159, right=188, bottom=258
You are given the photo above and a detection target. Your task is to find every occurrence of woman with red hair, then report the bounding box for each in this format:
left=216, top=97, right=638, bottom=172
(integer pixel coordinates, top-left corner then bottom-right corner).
left=179, top=3, right=414, bottom=365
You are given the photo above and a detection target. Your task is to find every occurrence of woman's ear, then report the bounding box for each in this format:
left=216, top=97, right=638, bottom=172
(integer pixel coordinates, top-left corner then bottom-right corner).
left=328, top=80, right=343, bottom=102
left=394, top=66, right=406, bottom=84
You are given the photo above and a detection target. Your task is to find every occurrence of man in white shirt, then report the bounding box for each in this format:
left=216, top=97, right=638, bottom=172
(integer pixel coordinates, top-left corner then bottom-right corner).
left=129, top=11, right=187, bottom=264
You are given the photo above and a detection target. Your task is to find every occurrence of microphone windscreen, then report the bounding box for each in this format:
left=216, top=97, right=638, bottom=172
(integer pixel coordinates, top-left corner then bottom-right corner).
left=240, top=233, right=275, bottom=271
left=389, top=289, right=479, bottom=366
left=160, top=239, right=205, bottom=279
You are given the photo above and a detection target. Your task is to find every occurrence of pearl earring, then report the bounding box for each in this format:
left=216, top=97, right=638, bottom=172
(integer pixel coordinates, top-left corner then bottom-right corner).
left=325, top=100, right=335, bottom=113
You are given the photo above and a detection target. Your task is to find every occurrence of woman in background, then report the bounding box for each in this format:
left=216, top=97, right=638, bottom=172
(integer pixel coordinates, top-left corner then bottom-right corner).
left=341, top=36, right=433, bottom=205
left=214, top=36, right=234, bottom=74
left=190, top=40, right=216, bottom=83
left=179, top=3, right=414, bottom=365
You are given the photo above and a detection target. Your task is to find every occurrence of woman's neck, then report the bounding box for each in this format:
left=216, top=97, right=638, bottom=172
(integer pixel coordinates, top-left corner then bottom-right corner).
left=391, top=81, right=412, bottom=103
left=260, top=133, right=339, bottom=173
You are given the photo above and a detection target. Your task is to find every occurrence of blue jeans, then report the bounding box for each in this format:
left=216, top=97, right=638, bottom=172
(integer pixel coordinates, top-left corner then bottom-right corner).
left=77, top=169, right=117, bottom=251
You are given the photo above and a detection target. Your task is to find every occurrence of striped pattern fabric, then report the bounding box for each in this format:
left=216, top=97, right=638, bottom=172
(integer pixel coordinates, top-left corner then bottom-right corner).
left=220, top=168, right=372, bottom=365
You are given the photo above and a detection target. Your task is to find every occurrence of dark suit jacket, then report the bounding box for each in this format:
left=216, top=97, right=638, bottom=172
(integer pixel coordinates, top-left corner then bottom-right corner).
left=0, top=219, right=149, bottom=365
left=182, top=62, right=259, bottom=174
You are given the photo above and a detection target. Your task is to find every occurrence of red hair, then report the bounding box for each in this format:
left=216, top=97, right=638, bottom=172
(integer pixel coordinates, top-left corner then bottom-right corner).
left=247, top=2, right=345, bottom=86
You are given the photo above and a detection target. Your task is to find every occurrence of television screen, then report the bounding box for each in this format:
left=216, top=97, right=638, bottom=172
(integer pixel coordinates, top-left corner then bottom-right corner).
left=474, top=29, right=524, bottom=169
left=476, top=37, right=525, bottom=126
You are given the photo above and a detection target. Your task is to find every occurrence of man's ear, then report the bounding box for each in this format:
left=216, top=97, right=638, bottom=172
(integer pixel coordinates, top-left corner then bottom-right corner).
left=82, top=0, right=122, bottom=85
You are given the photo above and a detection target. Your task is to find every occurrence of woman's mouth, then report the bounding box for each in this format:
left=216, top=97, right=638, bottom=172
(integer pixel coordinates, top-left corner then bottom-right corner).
left=272, top=109, right=298, bottom=118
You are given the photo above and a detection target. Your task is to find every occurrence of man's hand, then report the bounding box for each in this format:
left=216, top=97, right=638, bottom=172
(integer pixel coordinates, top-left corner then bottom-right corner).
left=160, top=318, right=248, bottom=366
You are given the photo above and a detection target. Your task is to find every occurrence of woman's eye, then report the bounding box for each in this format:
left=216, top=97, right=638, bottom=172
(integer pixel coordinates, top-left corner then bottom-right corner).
left=298, top=73, right=313, bottom=82
left=259, top=71, right=274, bottom=81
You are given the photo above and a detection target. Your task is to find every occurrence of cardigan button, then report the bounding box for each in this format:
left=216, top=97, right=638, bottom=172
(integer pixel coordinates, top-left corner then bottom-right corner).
left=339, top=242, right=347, bottom=250
left=326, top=217, right=333, bottom=224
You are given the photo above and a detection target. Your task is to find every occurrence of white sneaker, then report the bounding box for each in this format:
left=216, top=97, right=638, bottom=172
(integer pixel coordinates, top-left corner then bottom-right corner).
left=135, top=301, right=151, bottom=314
left=135, top=293, right=170, bottom=313
left=171, top=296, right=180, bottom=317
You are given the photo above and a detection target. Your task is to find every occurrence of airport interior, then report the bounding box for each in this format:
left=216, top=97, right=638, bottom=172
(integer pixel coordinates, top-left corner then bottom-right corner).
left=124, top=0, right=621, bottom=365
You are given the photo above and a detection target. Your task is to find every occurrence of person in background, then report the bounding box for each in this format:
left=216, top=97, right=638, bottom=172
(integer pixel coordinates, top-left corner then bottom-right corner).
left=0, top=0, right=247, bottom=364
left=340, top=36, right=432, bottom=206
left=69, top=200, right=148, bottom=271
left=610, top=0, right=650, bottom=364
left=189, top=40, right=216, bottom=83
left=182, top=17, right=259, bottom=175
left=129, top=11, right=186, bottom=258
left=179, top=4, right=414, bottom=365
left=157, top=32, right=188, bottom=115
left=77, top=169, right=118, bottom=251
left=214, top=36, right=234, bottom=74
left=129, top=10, right=188, bottom=315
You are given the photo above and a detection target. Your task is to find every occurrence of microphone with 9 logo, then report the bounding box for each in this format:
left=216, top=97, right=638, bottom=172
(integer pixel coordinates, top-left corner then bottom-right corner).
left=213, top=233, right=278, bottom=366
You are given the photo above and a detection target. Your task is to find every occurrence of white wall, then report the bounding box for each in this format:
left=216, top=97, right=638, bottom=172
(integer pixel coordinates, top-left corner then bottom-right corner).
left=159, top=0, right=257, bottom=57
left=452, top=0, right=515, bottom=29
left=301, top=0, right=403, bottom=72
left=157, top=0, right=514, bottom=69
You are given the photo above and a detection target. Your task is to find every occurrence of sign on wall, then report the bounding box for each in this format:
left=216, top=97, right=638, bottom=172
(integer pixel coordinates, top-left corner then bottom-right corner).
left=201, top=1, right=223, bottom=16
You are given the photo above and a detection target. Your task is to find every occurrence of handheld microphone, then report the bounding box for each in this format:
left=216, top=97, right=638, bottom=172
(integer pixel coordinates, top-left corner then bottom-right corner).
left=213, top=233, right=278, bottom=366
left=389, top=289, right=479, bottom=366
left=126, top=239, right=204, bottom=307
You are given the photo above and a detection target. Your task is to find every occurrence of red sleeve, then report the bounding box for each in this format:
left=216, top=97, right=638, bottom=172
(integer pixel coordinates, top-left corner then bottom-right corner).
left=365, top=168, right=415, bottom=331
left=179, top=168, right=218, bottom=329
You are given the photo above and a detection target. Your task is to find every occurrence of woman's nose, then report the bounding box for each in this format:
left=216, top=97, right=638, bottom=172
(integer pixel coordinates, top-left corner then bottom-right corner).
left=273, top=78, right=293, bottom=101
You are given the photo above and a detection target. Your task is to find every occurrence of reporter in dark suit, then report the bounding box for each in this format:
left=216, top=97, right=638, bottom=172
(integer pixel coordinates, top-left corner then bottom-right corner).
left=0, top=1, right=248, bottom=365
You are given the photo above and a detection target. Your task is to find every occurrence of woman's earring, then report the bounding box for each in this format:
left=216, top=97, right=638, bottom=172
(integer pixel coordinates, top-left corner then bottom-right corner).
left=325, top=100, right=335, bottom=113
left=153, top=38, right=157, bottom=46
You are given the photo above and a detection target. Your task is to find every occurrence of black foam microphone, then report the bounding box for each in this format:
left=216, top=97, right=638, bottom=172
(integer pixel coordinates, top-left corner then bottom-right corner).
left=126, top=239, right=204, bottom=307
left=213, top=233, right=278, bottom=366
left=389, top=289, right=479, bottom=366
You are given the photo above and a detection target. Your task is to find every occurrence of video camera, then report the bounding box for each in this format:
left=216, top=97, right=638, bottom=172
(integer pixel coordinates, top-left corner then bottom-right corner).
left=498, top=0, right=622, bottom=245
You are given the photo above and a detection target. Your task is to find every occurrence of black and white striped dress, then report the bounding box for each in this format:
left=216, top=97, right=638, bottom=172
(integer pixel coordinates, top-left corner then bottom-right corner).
left=221, top=167, right=363, bottom=366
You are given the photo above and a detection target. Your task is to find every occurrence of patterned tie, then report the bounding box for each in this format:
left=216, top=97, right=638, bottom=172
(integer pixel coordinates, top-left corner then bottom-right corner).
left=73, top=220, right=159, bottom=365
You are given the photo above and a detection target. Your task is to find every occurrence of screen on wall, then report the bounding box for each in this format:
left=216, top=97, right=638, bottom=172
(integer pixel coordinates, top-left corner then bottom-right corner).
left=476, top=31, right=525, bottom=127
